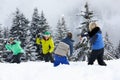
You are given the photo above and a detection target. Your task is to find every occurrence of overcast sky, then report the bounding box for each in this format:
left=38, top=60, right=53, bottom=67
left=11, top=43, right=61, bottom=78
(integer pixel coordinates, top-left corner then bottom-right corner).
left=0, top=0, right=82, bottom=27
left=0, top=0, right=120, bottom=46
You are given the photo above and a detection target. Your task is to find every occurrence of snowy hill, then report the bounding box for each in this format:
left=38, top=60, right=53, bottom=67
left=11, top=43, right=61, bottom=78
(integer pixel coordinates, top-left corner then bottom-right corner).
left=0, top=59, right=120, bottom=80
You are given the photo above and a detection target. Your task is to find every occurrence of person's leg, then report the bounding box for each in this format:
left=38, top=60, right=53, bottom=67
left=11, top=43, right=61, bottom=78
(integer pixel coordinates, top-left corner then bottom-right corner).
left=16, top=53, right=23, bottom=63
left=5, top=54, right=13, bottom=62
left=44, top=54, right=49, bottom=62
left=37, top=52, right=44, bottom=60
left=88, top=50, right=97, bottom=65
left=11, top=55, right=17, bottom=63
left=53, top=54, right=60, bottom=67
left=49, top=53, right=54, bottom=63
left=61, top=56, right=69, bottom=65
left=97, top=48, right=107, bottom=66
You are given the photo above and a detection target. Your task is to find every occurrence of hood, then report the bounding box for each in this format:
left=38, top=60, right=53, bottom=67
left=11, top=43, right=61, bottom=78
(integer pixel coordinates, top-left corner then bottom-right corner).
left=88, top=27, right=101, bottom=37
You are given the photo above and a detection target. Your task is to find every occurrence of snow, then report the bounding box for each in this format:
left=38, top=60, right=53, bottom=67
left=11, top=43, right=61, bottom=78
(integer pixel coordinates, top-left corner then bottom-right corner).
left=0, top=0, right=120, bottom=79
left=0, top=59, right=120, bottom=80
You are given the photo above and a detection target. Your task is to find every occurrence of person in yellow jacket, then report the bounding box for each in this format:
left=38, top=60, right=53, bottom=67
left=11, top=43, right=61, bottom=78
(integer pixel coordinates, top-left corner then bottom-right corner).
left=36, top=31, right=55, bottom=62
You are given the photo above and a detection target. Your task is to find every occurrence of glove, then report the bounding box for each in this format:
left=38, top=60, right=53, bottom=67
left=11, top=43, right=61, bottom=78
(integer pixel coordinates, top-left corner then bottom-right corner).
left=48, top=52, right=52, bottom=54
left=4, top=40, right=8, bottom=44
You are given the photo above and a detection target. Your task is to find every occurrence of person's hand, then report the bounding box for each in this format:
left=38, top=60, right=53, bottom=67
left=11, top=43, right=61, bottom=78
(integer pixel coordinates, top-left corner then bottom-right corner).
left=4, top=40, right=8, bottom=44
left=79, top=35, right=82, bottom=41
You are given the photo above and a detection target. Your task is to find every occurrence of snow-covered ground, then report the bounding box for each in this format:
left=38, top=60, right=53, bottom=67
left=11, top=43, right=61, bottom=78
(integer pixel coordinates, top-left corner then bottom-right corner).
left=0, top=59, right=120, bottom=80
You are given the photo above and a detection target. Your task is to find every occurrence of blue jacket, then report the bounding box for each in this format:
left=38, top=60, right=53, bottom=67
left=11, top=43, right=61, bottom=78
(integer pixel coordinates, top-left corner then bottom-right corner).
left=90, top=30, right=104, bottom=50
left=61, top=37, right=74, bottom=56
left=81, top=27, right=104, bottom=50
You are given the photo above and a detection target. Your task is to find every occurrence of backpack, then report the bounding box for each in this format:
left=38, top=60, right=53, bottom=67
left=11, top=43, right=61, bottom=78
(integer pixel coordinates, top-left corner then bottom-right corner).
left=54, top=42, right=69, bottom=56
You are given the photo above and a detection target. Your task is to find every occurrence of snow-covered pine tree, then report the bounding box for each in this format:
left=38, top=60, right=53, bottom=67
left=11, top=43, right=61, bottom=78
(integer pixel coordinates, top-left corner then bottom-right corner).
left=54, top=15, right=69, bottom=46
left=30, top=8, right=41, bottom=60
left=10, top=8, right=30, bottom=48
left=3, top=26, right=10, bottom=51
left=30, top=8, right=41, bottom=42
left=115, top=40, right=120, bottom=59
left=0, top=25, right=7, bottom=62
left=0, top=25, right=4, bottom=52
left=30, top=9, right=50, bottom=45
left=71, top=2, right=95, bottom=61
left=54, top=19, right=61, bottom=46
left=3, top=27, right=10, bottom=39
left=104, top=32, right=117, bottom=60
left=39, top=11, right=50, bottom=33
left=31, top=9, right=50, bottom=42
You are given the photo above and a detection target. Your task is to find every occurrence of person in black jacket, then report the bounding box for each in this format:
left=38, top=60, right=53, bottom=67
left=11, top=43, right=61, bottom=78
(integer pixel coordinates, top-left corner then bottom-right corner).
left=80, top=22, right=106, bottom=66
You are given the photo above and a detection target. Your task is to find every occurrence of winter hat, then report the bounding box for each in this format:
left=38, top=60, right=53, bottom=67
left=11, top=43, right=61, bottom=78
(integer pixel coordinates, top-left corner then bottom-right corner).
left=44, top=31, right=51, bottom=37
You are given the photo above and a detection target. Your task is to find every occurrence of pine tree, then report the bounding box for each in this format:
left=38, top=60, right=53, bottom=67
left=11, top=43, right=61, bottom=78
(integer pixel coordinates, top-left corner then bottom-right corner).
left=0, top=26, right=4, bottom=38
left=104, top=32, right=117, bottom=60
left=116, top=40, right=120, bottom=59
left=39, top=11, right=50, bottom=33
left=71, top=2, right=95, bottom=61
left=30, top=9, right=50, bottom=44
left=0, top=25, right=11, bottom=63
left=10, top=8, right=30, bottom=48
left=54, top=15, right=69, bottom=46
left=31, top=9, right=50, bottom=42
left=54, top=19, right=61, bottom=45
left=30, top=8, right=41, bottom=42
left=3, top=27, right=10, bottom=39
left=3, top=26, right=10, bottom=51
left=0, top=25, right=5, bottom=52
left=0, top=25, right=4, bottom=61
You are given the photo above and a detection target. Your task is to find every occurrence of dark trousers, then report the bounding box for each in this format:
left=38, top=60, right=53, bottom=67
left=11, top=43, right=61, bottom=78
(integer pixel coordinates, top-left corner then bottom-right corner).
left=43, top=53, right=54, bottom=63
left=11, top=53, right=23, bottom=63
left=88, top=48, right=106, bottom=66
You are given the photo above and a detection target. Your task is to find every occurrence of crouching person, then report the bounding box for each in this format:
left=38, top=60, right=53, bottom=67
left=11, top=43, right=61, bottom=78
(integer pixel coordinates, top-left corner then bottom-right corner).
left=5, top=37, right=24, bottom=63
left=54, top=32, right=74, bottom=67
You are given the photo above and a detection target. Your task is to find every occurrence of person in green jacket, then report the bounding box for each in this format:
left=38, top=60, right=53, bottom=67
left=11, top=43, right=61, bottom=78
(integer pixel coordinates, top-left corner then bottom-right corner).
left=5, top=37, right=24, bottom=63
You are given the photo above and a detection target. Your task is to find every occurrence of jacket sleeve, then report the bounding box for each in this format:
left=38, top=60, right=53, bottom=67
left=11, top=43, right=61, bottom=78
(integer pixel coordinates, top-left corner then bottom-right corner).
left=69, top=43, right=73, bottom=56
left=14, top=40, right=21, bottom=45
left=5, top=44, right=12, bottom=51
left=90, top=34, right=98, bottom=45
left=36, top=37, right=41, bottom=45
left=49, top=38, right=55, bottom=53
left=81, top=33, right=89, bottom=37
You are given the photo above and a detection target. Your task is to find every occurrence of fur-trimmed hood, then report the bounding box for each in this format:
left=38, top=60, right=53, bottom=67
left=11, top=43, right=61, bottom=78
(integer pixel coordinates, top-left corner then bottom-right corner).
left=88, top=27, right=101, bottom=37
